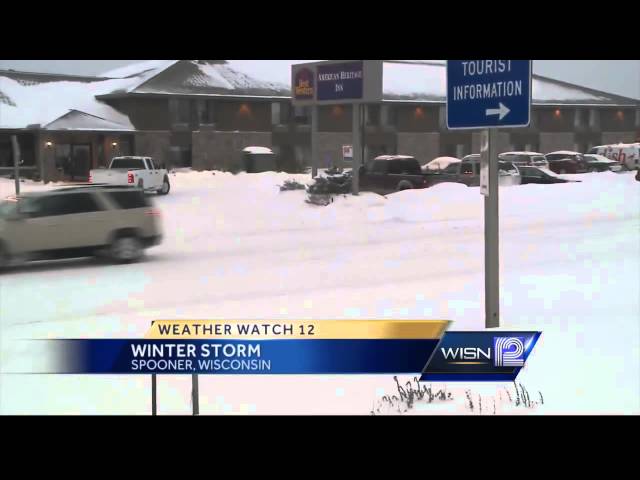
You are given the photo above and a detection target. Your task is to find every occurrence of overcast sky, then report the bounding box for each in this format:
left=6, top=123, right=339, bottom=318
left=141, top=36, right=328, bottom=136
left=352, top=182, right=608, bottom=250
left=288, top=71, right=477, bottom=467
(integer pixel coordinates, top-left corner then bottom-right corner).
left=1, top=59, right=638, bottom=99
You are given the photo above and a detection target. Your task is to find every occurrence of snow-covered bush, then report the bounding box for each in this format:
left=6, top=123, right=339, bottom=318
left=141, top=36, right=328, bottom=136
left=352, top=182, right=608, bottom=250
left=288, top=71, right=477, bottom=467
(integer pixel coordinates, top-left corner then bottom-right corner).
left=306, top=172, right=352, bottom=195
left=279, top=179, right=307, bottom=191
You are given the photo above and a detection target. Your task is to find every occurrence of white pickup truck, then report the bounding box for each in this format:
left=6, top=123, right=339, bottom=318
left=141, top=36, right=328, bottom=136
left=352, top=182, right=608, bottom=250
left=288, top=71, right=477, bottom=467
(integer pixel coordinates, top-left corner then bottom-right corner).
left=89, top=156, right=171, bottom=195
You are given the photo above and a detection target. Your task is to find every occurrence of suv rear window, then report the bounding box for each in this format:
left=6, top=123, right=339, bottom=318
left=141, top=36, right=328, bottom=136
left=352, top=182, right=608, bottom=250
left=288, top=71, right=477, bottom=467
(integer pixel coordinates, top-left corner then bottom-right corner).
left=388, top=159, right=420, bottom=175
left=110, top=158, right=146, bottom=169
left=105, top=190, right=152, bottom=209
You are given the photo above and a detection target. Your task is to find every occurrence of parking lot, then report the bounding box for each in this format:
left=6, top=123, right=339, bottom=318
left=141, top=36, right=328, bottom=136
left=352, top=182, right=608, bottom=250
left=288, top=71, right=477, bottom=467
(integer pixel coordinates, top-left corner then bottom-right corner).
left=1, top=169, right=638, bottom=414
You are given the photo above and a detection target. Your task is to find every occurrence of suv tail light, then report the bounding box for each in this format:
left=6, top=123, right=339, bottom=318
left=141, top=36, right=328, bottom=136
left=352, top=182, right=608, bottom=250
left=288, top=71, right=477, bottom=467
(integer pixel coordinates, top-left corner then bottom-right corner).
left=88, top=173, right=93, bottom=183
left=145, top=208, right=162, bottom=217
left=128, top=172, right=134, bottom=184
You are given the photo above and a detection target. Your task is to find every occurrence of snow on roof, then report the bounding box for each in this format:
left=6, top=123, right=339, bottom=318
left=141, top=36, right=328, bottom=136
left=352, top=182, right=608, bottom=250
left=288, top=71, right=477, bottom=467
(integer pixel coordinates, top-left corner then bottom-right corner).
left=374, top=155, right=416, bottom=160
left=227, top=60, right=317, bottom=87
left=500, top=151, right=545, bottom=156
left=0, top=74, right=134, bottom=129
left=96, top=60, right=638, bottom=105
left=101, top=60, right=178, bottom=79
left=243, top=146, right=273, bottom=154
left=424, top=156, right=460, bottom=170
left=0, top=88, right=15, bottom=106
left=594, top=143, right=640, bottom=148
left=98, top=60, right=291, bottom=97
left=44, top=110, right=134, bottom=131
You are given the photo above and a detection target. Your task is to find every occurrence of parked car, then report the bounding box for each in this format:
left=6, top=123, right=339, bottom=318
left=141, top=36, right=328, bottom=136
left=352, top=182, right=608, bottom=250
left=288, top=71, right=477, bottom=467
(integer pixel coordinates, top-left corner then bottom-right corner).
left=429, top=158, right=521, bottom=187
left=498, top=152, right=549, bottom=169
left=89, top=156, right=170, bottom=195
left=359, top=155, right=431, bottom=194
left=544, top=151, right=589, bottom=174
left=0, top=186, right=163, bottom=269
left=422, top=156, right=461, bottom=172
left=583, top=154, right=622, bottom=172
left=518, top=166, right=581, bottom=184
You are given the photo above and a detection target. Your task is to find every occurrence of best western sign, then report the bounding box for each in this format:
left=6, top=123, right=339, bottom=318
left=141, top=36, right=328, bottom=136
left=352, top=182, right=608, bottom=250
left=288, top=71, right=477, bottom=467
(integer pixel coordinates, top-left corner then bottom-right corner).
left=291, top=60, right=383, bottom=105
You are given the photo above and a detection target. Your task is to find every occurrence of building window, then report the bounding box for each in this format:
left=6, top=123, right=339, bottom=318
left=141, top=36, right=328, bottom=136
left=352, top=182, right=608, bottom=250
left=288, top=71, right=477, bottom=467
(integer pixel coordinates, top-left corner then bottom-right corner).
left=636, top=108, right=640, bottom=128
left=331, top=105, right=344, bottom=117
left=574, top=109, right=585, bottom=128
left=238, top=103, right=251, bottom=117
left=271, top=102, right=281, bottom=126
left=170, top=98, right=191, bottom=125
left=438, top=106, right=447, bottom=129
left=55, top=144, right=91, bottom=180
left=589, top=109, right=599, bottom=129
left=119, top=138, right=133, bottom=156
left=199, top=100, right=216, bottom=125
left=367, top=105, right=381, bottom=126
left=169, top=146, right=191, bottom=168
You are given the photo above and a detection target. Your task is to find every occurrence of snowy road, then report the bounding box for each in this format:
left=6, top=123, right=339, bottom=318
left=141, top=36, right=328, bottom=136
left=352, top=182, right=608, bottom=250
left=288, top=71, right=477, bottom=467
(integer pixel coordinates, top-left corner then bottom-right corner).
left=1, top=170, right=638, bottom=414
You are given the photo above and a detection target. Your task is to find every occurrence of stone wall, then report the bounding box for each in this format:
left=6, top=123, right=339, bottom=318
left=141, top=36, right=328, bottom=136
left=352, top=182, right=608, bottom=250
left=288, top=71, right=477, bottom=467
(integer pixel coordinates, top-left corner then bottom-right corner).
left=134, top=132, right=171, bottom=167
left=192, top=131, right=272, bottom=171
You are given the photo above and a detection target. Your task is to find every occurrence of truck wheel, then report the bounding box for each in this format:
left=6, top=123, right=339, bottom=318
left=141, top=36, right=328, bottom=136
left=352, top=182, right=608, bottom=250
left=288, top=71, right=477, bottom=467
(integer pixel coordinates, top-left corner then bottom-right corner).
left=397, top=180, right=413, bottom=191
left=110, top=234, right=143, bottom=264
left=157, top=176, right=170, bottom=195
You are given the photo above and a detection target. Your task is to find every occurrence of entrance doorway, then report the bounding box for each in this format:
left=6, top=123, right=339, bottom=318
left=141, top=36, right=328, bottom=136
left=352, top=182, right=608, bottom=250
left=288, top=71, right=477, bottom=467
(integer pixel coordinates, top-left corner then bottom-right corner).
left=55, top=144, right=92, bottom=181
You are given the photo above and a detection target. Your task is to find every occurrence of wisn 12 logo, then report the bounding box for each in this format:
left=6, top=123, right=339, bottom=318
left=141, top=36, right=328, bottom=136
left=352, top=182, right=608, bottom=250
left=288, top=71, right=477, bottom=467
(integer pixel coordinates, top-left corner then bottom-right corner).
left=420, top=331, right=541, bottom=381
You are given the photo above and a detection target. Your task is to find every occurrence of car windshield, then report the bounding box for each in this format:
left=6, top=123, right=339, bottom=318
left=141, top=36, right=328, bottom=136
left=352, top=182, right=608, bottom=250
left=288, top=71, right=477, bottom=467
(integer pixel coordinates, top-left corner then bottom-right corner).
left=532, top=156, right=547, bottom=164
left=110, top=158, right=145, bottom=169
left=499, top=162, right=518, bottom=175
left=546, top=154, right=574, bottom=161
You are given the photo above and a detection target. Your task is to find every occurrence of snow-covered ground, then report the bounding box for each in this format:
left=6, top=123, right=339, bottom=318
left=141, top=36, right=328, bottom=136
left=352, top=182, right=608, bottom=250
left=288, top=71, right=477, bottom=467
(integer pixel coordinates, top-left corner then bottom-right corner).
left=1, top=170, right=638, bottom=415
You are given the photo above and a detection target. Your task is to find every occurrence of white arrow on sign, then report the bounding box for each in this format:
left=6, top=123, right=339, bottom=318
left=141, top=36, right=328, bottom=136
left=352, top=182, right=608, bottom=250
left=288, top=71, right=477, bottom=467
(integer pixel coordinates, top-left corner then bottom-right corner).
left=485, top=102, right=510, bottom=120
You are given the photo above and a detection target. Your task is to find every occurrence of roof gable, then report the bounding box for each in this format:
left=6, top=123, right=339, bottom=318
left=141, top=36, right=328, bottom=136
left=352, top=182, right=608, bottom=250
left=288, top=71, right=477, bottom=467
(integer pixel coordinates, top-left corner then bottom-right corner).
left=44, top=110, right=133, bottom=131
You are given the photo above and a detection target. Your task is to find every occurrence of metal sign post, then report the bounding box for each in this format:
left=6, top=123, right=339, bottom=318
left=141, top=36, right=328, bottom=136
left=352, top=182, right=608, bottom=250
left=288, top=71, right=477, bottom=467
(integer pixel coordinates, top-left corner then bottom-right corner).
left=149, top=320, right=199, bottom=416
left=311, top=105, right=318, bottom=178
left=482, top=129, right=500, bottom=328
left=446, top=60, right=532, bottom=329
left=151, top=374, right=157, bottom=415
left=11, top=135, right=20, bottom=195
left=352, top=104, right=362, bottom=195
left=192, top=373, right=200, bottom=415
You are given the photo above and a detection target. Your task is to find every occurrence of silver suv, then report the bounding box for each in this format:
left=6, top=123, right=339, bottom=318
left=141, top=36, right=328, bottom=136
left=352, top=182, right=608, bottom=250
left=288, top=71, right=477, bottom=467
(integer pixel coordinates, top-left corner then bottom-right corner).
left=0, top=186, right=162, bottom=269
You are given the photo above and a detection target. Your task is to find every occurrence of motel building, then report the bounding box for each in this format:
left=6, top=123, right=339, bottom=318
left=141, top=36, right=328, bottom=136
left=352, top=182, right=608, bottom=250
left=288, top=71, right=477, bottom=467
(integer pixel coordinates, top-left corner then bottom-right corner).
left=1, top=60, right=639, bottom=183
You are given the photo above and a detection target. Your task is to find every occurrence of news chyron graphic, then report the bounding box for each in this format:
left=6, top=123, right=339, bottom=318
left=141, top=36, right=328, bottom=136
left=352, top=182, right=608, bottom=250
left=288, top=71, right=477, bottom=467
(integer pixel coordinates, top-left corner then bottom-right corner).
left=421, top=331, right=541, bottom=381
left=14, top=320, right=540, bottom=381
